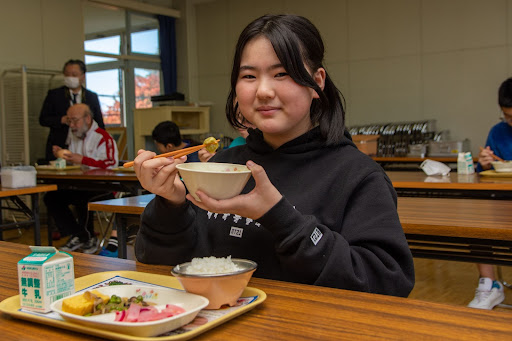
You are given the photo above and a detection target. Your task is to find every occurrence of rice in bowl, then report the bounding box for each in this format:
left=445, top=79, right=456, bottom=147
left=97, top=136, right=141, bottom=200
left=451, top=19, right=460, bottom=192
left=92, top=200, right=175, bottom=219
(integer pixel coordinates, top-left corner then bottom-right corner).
left=171, top=257, right=257, bottom=309
left=185, top=256, right=240, bottom=275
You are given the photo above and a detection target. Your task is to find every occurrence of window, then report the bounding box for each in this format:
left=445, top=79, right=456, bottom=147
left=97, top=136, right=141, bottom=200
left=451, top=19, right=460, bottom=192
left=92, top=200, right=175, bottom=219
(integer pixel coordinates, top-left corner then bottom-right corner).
left=86, top=69, right=122, bottom=125
left=131, top=29, right=159, bottom=55
left=83, top=4, right=162, bottom=127
left=135, top=68, right=160, bottom=109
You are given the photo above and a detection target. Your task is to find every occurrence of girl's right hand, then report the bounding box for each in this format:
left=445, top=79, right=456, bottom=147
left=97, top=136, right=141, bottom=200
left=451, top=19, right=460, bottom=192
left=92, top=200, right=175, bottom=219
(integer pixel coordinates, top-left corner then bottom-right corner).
left=478, top=146, right=494, bottom=170
left=133, top=149, right=187, bottom=204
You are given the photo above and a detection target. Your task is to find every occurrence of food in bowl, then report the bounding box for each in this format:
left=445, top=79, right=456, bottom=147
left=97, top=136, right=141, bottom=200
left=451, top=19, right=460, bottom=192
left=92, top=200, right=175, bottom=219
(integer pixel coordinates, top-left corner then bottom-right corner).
left=62, top=289, right=110, bottom=316
left=50, top=285, right=209, bottom=337
left=185, top=256, right=241, bottom=275
left=492, top=161, right=512, bottom=173
left=61, top=289, right=183, bottom=321
left=176, top=162, right=252, bottom=201
left=172, top=257, right=257, bottom=309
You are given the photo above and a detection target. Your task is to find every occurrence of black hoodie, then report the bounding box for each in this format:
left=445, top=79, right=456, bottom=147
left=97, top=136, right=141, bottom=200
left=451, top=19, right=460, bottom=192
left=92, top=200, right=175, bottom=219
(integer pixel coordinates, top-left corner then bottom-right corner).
left=135, top=127, right=415, bottom=297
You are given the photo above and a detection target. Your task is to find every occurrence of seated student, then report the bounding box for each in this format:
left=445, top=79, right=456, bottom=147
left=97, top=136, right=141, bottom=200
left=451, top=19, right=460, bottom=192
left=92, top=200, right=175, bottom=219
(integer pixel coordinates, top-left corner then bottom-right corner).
left=44, top=103, right=119, bottom=254
left=131, top=14, right=414, bottom=297
left=99, top=120, right=196, bottom=257
left=152, top=120, right=200, bottom=162
left=469, top=77, right=512, bottom=309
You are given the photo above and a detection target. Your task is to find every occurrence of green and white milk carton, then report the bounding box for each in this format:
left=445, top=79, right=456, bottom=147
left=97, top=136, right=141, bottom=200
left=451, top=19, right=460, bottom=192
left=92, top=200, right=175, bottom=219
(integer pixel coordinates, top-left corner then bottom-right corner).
left=17, top=246, right=75, bottom=313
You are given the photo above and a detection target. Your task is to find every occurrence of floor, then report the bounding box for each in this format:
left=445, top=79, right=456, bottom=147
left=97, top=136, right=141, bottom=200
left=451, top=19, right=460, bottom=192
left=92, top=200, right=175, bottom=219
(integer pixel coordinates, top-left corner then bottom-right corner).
left=3, top=223, right=512, bottom=312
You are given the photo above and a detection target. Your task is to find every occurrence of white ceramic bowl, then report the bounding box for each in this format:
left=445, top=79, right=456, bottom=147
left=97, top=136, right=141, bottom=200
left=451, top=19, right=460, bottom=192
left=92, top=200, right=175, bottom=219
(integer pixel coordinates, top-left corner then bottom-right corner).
left=50, top=285, right=209, bottom=337
left=176, top=163, right=252, bottom=201
left=171, top=259, right=257, bottom=309
left=492, top=161, right=512, bottom=173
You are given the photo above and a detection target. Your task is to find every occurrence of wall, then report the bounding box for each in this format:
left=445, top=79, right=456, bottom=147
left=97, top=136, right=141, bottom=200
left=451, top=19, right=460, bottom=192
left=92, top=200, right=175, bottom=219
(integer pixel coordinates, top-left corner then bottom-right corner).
left=0, top=0, right=84, bottom=72
left=0, top=0, right=84, bottom=164
left=191, top=0, right=512, bottom=156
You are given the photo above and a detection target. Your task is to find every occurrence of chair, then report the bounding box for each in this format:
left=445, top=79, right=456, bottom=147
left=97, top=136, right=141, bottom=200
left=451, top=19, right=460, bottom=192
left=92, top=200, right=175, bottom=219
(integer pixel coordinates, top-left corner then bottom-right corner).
left=106, top=127, right=128, bottom=161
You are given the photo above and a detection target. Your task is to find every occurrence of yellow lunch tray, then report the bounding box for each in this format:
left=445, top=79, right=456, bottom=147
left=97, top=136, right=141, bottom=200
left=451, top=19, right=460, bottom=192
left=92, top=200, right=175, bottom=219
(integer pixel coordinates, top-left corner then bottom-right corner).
left=35, top=165, right=82, bottom=171
left=479, top=170, right=512, bottom=178
left=111, top=166, right=135, bottom=172
left=0, top=271, right=266, bottom=341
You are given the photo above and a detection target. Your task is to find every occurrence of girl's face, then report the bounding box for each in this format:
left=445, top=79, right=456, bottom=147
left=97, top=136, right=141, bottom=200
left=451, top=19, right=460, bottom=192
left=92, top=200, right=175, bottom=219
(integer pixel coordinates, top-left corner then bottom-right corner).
left=235, top=36, right=325, bottom=149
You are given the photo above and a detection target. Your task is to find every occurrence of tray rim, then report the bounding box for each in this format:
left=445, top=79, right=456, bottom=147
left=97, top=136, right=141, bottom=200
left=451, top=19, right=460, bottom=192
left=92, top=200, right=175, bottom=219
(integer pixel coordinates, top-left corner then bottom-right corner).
left=479, top=170, right=512, bottom=177
left=35, top=165, right=82, bottom=171
left=0, top=270, right=266, bottom=341
left=111, top=166, right=136, bottom=172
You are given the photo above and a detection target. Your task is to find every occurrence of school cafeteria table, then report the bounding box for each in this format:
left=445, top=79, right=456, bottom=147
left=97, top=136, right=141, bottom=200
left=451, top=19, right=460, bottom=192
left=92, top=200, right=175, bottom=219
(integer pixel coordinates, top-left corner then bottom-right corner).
left=398, top=197, right=512, bottom=265
left=36, top=168, right=143, bottom=196
left=386, top=171, right=512, bottom=199
left=0, top=184, right=57, bottom=246
left=90, top=194, right=512, bottom=266
left=0, top=241, right=511, bottom=340
left=88, top=194, right=154, bottom=259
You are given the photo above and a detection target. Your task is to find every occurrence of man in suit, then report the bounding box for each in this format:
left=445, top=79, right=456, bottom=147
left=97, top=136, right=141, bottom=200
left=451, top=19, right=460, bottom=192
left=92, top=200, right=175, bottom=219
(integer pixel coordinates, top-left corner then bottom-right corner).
left=39, top=59, right=104, bottom=161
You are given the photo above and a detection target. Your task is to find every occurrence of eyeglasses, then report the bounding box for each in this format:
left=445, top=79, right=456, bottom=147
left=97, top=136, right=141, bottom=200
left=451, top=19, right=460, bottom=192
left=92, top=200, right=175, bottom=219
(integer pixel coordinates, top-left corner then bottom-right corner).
left=67, top=115, right=85, bottom=124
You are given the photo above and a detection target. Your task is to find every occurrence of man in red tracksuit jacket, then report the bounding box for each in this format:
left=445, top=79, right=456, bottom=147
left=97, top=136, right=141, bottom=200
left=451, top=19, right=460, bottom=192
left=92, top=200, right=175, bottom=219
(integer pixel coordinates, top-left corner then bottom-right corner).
left=45, top=103, right=118, bottom=254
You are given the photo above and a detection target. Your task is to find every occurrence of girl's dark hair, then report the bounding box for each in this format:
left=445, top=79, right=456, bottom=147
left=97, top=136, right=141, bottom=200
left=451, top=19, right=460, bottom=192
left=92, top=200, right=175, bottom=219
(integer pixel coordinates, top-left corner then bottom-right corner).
left=152, top=121, right=182, bottom=146
left=226, top=14, right=346, bottom=145
left=498, top=77, right=512, bottom=108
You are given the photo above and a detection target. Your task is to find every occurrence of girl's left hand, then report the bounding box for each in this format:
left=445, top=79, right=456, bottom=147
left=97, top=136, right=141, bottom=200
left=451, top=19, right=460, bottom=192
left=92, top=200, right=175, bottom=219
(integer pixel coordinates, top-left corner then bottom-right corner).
left=187, top=160, right=282, bottom=220
left=198, top=148, right=215, bottom=162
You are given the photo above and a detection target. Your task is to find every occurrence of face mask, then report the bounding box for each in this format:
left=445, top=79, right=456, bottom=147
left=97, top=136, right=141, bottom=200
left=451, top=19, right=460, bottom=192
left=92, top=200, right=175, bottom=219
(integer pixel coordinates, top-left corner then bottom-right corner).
left=64, top=76, right=80, bottom=89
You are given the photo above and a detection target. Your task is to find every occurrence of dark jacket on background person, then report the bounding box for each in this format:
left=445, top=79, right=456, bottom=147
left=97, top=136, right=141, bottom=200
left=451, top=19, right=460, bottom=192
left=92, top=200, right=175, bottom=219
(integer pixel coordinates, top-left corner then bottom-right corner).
left=39, top=86, right=104, bottom=161
left=135, top=127, right=415, bottom=297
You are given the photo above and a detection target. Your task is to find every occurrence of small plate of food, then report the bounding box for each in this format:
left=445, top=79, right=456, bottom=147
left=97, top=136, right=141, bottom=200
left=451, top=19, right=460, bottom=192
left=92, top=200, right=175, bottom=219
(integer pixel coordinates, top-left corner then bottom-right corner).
left=50, top=285, right=209, bottom=337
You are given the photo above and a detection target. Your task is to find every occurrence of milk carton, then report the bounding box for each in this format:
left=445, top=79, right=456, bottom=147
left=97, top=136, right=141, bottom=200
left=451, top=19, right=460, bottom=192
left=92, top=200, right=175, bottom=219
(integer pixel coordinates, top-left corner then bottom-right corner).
left=17, top=246, right=75, bottom=313
left=457, top=152, right=475, bottom=174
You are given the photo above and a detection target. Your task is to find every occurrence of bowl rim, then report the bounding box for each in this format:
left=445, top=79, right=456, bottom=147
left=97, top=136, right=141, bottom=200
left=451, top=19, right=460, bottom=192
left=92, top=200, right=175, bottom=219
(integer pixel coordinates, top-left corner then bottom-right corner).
left=176, top=162, right=251, bottom=174
left=171, top=258, right=257, bottom=278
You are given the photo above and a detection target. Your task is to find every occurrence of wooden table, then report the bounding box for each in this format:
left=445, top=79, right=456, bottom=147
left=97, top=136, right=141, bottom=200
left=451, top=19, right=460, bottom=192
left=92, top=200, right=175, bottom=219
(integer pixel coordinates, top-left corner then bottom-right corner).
left=398, top=197, right=512, bottom=265
left=89, top=194, right=512, bottom=266
left=387, top=171, right=512, bottom=198
left=37, top=168, right=143, bottom=196
left=88, top=194, right=154, bottom=259
left=0, top=184, right=57, bottom=246
left=1, top=241, right=511, bottom=340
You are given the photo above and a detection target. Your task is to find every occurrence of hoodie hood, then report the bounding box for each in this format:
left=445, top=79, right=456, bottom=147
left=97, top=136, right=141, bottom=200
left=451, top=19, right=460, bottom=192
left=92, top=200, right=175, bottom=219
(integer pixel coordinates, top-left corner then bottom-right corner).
left=245, top=126, right=356, bottom=155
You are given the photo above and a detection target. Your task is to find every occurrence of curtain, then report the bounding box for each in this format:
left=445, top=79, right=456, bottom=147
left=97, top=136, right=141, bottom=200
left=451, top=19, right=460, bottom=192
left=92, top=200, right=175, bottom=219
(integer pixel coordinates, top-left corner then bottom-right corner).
left=157, top=15, right=177, bottom=95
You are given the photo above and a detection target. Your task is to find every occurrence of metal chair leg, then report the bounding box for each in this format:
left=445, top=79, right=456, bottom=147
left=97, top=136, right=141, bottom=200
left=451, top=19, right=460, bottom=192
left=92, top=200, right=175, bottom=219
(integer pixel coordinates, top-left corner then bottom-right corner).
left=97, top=211, right=115, bottom=249
left=496, top=266, right=512, bottom=289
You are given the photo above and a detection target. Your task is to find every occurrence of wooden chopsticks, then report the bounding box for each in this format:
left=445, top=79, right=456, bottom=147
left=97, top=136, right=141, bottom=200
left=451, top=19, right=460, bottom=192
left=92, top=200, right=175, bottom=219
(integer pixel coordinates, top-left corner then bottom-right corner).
left=123, top=139, right=220, bottom=168
left=479, top=146, right=505, bottom=162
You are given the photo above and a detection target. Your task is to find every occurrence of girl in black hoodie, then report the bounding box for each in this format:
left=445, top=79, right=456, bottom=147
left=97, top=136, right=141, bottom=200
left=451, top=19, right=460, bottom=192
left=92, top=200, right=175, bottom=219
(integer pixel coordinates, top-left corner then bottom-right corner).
left=132, top=14, right=414, bottom=297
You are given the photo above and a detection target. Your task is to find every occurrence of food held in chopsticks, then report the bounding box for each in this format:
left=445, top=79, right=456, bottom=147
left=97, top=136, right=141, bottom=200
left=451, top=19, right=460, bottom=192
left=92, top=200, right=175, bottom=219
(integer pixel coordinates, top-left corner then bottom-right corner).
left=203, top=136, right=220, bottom=153
left=123, top=138, right=220, bottom=168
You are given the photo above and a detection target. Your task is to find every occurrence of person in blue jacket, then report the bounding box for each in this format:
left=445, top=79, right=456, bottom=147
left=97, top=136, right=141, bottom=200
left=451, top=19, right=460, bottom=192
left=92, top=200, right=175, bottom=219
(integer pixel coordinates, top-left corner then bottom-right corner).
left=470, top=77, right=512, bottom=309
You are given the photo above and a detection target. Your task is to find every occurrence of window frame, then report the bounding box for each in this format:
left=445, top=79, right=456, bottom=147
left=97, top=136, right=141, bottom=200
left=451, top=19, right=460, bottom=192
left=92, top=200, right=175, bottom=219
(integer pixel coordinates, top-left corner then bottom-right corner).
left=84, top=10, right=163, bottom=158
